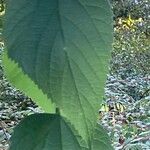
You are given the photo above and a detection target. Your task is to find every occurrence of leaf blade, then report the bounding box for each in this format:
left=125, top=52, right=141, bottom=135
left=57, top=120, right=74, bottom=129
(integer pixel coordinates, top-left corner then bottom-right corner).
left=9, top=114, right=113, bottom=150
left=9, top=114, right=85, bottom=150
left=3, top=0, right=113, bottom=146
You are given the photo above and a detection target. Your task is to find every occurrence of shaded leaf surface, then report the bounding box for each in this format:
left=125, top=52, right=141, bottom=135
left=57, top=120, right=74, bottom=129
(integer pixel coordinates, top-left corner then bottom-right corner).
left=10, top=114, right=84, bottom=150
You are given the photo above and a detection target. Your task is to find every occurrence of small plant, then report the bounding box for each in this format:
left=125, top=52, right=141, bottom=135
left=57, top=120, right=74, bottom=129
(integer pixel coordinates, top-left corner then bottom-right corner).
left=2, top=0, right=113, bottom=149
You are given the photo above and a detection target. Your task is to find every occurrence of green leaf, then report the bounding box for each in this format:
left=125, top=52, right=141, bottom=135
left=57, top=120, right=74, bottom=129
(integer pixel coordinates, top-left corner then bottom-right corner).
left=3, top=0, right=113, bottom=147
left=9, top=113, right=86, bottom=150
left=91, top=124, right=113, bottom=150
left=10, top=114, right=113, bottom=150
left=2, top=51, right=55, bottom=113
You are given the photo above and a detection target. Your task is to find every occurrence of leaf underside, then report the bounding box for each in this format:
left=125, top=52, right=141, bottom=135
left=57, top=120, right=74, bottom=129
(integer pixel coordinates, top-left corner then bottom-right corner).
left=9, top=114, right=113, bottom=150
left=9, top=114, right=83, bottom=150
left=3, top=0, right=113, bottom=148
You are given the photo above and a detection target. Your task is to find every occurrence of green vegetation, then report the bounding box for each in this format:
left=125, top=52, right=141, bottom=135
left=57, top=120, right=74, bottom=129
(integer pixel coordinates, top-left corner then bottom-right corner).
left=0, top=0, right=149, bottom=150
left=100, top=0, right=150, bottom=149
left=1, top=0, right=113, bottom=149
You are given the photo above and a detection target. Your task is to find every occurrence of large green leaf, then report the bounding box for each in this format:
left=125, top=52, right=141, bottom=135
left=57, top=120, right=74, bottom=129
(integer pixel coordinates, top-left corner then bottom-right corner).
left=3, top=0, right=113, bottom=147
left=10, top=113, right=113, bottom=150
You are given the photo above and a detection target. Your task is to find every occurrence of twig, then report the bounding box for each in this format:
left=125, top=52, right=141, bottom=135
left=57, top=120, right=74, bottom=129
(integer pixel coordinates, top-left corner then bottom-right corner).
left=122, top=135, right=150, bottom=150
left=131, top=136, right=150, bottom=143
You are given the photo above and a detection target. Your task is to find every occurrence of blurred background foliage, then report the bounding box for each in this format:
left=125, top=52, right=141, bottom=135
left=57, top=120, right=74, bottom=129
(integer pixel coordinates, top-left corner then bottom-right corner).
left=100, top=0, right=150, bottom=149
left=111, top=0, right=150, bottom=76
